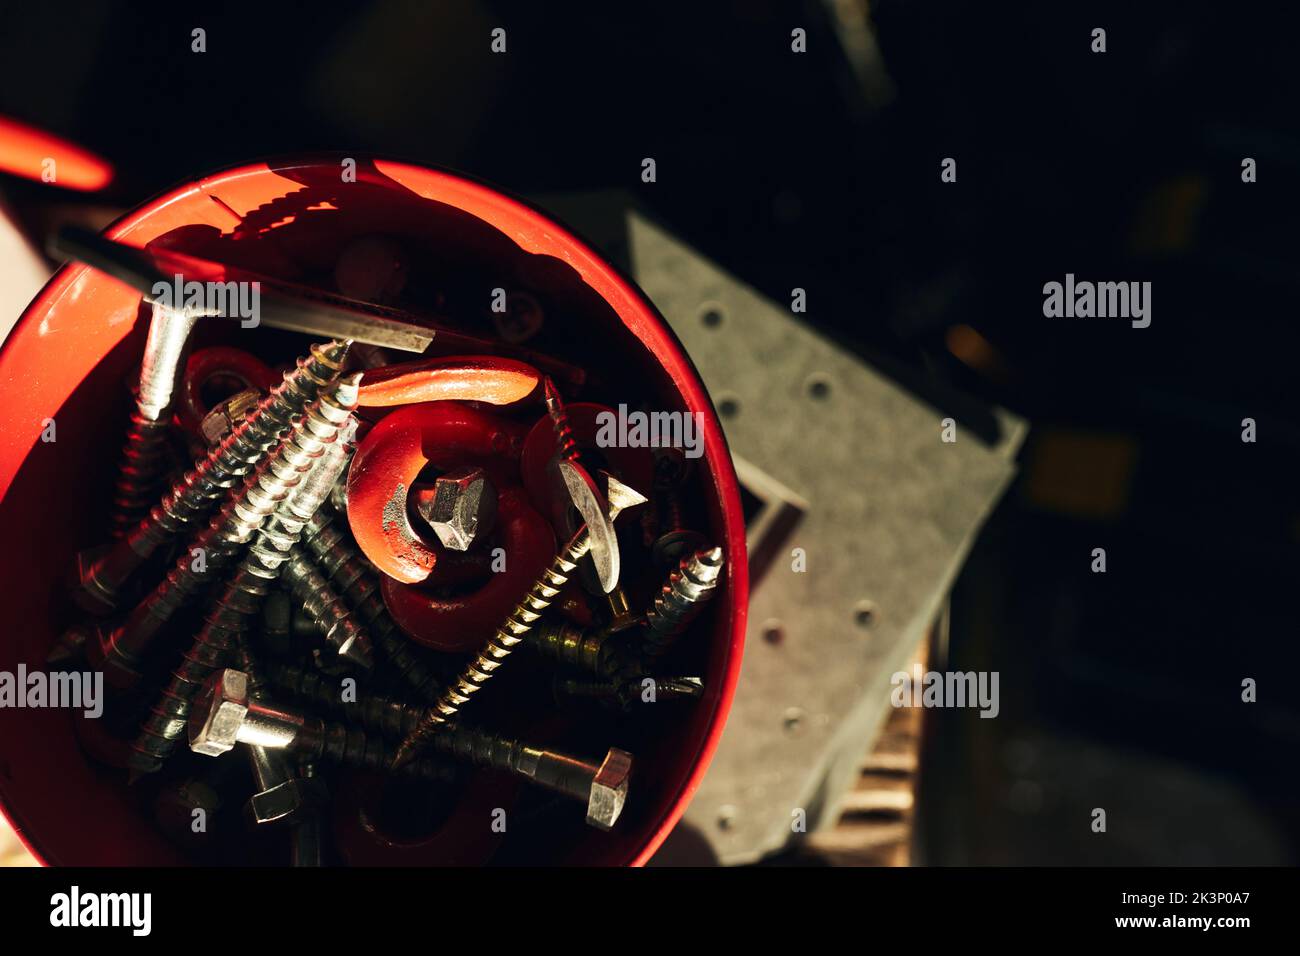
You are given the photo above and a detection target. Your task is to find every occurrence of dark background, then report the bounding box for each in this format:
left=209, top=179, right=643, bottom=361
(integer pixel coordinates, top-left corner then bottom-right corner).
left=0, top=0, right=1295, bottom=864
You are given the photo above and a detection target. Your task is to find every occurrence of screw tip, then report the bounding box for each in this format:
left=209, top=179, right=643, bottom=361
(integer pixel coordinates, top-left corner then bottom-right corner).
left=390, top=741, right=418, bottom=771
left=314, top=340, right=353, bottom=368
left=542, top=376, right=562, bottom=402
left=697, top=546, right=723, bottom=566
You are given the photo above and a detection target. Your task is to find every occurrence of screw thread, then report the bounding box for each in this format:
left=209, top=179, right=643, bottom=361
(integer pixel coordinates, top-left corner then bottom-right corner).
left=129, top=382, right=358, bottom=776
left=109, top=411, right=172, bottom=538
left=111, top=387, right=352, bottom=665
left=394, top=525, right=592, bottom=765
left=109, top=425, right=315, bottom=666
left=530, top=621, right=615, bottom=675
left=233, top=635, right=271, bottom=701
left=267, top=662, right=423, bottom=738
left=426, top=725, right=526, bottom=774
left=129, top=567, right=272, bottom=775
left=280, top=551, right=374, bottom=669
left=641, top=546, right=724, bottom=658
left=296, top=720, right=454, bottom=782
left=542, top=378, right=580, bottom=463
left=555, top=676, right=619, bottom=700
left=78, top=341, right=350, bottom=612
left=241, top=379, right=358, bottom=578
left=300, top=514, right=444, bottom=701
left=658, top=492, right=684, bottom=536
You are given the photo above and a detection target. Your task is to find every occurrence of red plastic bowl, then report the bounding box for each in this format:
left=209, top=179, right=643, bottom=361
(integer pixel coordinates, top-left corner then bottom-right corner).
left=0, top=157, right=747, bottom=866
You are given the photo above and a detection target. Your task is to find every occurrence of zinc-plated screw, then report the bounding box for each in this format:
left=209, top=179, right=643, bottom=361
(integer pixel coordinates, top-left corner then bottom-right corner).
left=391, top=475, right=647, bottom=768
left=93, top=418, right=326, bottom=691
left=299, top=513, right=446, bottom=702
left=76, top=340, right=351, bottom=615
left=95, top=380, right=358, bottom=691
left=110, top=302, right=200, bottom=537
left=544, top=379, right=622, bottom=594
left=200, top=669, right=632, bottom=829
left=199, top=388, right=264, bottom=447
left=640, top=546, right=724, bottom=659
left=234, top=637, right=326, bottom=827
left=280, top=550, right=374, bottom=670
left=188, top=669, right=455, bottom=783
left=129, top=379, right=359, bottom=777
left=594, top=546, right=723, bottom=711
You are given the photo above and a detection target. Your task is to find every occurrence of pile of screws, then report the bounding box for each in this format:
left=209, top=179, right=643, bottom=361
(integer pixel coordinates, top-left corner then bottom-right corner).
left=58, top=284, right=725, bottom=864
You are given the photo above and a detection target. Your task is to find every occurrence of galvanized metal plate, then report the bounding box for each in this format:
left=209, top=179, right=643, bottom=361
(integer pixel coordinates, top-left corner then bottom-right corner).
left=626, top=213, right=1025, bottom=864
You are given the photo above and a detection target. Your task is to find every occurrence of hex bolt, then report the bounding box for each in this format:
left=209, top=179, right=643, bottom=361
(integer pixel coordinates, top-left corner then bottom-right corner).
left=188, top=669, right=455, bottom=783
left=414, top=466, right=496, bottom=552
left=76, top=340, right=351, bottom=616
left=431, top=726, right=633, bottom=830
left=110, top=302, right=200, bottom=537
left=197, top=669, right=632, bottom=829
left=299, top=513, right=447, bottom=702
left=93, top=380, right=357, bottom=692
left=129, top=380, right=359, bottom=777
left=391, top=475, right=648, bottom=769
left=234, top=638, right=327, bottom=828
left=640, top=546, right=724, bottom=659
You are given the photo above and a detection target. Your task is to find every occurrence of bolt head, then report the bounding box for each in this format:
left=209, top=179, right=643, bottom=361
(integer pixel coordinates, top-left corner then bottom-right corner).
left=587, top=748, right=633, bottom=830
left=246, top=776, right=328, bottom=826
left=419, top=466, right=496, bottom=551
left=189, top=669, right=249, bottom=757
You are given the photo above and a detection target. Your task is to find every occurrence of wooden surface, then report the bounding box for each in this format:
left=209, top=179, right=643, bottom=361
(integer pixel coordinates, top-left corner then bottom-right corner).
left=800, top=695, right=923, bottom=866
